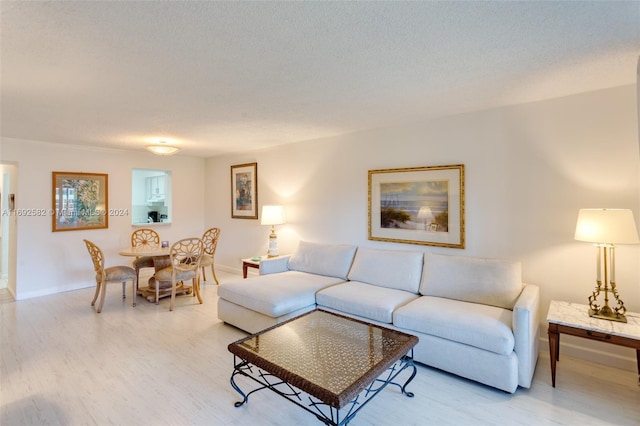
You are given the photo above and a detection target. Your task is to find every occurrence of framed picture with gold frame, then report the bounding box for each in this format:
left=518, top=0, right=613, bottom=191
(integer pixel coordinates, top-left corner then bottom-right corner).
left=231, top=162, right=258, bottom=219
left=52, top=171, right=108, bottom=232
left=368, top=164, right=465, bottom=248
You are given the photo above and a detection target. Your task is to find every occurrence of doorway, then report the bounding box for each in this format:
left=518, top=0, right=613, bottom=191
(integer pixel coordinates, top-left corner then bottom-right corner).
left=1, top=163, right=17, bottom=298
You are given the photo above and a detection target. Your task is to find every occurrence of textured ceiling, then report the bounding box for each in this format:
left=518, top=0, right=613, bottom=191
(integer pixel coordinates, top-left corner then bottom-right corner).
left=1, top=1, right=639, bottom=158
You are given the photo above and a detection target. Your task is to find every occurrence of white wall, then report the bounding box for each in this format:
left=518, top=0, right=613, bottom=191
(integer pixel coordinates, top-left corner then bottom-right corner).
left=205, top=85, right=640, bottom=369
left=1, top=139, right=206, bottom=300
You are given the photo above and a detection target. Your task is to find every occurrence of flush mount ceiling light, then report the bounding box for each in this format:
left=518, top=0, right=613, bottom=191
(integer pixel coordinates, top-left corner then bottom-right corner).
left=146, top=142, right=180, bottom=156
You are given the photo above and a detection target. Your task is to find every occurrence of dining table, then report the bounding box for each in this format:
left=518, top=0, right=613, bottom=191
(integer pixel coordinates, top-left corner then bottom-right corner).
left=118, top=245, right=193, bottom=303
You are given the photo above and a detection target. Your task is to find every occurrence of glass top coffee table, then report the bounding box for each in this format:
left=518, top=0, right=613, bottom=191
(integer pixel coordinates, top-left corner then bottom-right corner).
left=228, top=309, right=419, bottom=426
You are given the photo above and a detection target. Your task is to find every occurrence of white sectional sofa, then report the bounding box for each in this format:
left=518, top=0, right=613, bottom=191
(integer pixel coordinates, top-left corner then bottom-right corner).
left=217, top=241, right=540, bottom=393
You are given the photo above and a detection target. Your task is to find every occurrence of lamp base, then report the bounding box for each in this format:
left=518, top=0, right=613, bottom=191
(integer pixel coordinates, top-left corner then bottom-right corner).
left=588, top=307, right=627, bottom=323
left=267, top=232, right=278, bottom=258
left=587, top=245, right=628, bottom=323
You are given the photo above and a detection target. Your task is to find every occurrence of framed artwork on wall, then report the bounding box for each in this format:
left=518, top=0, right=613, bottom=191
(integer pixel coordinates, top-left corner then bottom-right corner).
left=231, top=162, right=258, bottom=219
left=52, top=171, right=108, bottom=232
left=368, top=164, right=465, bottom=248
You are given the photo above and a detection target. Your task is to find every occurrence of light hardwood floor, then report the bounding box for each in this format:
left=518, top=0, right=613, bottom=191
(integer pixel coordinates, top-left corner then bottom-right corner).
left=1, top=271, right=639, bottom=425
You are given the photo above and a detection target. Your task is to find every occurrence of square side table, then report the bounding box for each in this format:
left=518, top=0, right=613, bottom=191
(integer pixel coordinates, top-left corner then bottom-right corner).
left=241, top=256, right=267, bottom=278
left=546, top=300, right=640, bottom=387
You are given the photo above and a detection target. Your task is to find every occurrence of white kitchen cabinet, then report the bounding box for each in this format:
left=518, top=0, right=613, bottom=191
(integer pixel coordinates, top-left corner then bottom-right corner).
left=146, top=175, right=165, bottom=201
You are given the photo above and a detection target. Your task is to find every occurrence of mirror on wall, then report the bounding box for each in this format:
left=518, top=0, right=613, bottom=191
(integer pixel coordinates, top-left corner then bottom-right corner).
left=131, top=169, right=172, bottom=225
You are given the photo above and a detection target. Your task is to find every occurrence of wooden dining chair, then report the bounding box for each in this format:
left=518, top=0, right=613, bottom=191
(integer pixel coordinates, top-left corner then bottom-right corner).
left=199, top=227, right=221, bottom=285
left=153, top=238, right=204, bottom=311
left=83, top=239, right=137, bottom=313
left=131, top=228, right=160, bottom=288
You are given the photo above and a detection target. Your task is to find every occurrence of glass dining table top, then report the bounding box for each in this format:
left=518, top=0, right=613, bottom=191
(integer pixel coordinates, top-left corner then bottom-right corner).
left=228, top=309, right=418, bottom=408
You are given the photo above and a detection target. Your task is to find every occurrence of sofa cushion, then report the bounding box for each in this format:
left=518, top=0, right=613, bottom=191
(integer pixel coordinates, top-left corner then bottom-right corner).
left=316, top=282, right=420, bottom=324
left=347, top=247, right=423, bottom=293
left=420, top=253, right=523, bottom=310
left=218, top=271, right=345, bottom=317
left=393, top=296, right=515, bottom=355
left=287, top=241, right=357, bottom=280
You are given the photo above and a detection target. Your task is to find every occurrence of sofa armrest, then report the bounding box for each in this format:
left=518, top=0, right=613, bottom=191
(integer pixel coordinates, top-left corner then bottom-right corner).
left=259, top=255, right=291, bottom=275
left=512, top=284, right=540, bottom=389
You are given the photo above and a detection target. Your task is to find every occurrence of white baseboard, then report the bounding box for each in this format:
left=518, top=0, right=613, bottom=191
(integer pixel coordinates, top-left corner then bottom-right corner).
left=15, top=281, right=94, bottom=300
left=4, top=284, right=16, bottom=300
left=217, top=264, right=251, bottom=276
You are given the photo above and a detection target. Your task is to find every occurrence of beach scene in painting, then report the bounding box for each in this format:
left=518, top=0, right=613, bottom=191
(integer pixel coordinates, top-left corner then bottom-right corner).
left=380, top=180, right=449, bottom=232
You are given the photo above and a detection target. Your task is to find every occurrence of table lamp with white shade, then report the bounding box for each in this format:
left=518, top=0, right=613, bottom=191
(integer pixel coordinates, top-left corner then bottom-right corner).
left=574, top=208, right=639, bottom=323
left=261, top=205, right=285, bottom=257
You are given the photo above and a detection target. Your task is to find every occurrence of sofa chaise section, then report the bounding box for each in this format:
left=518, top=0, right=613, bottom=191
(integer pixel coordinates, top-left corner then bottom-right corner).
left=218, top=270, right=345, bottom=333
left=217, top=242, right=357, bottom=333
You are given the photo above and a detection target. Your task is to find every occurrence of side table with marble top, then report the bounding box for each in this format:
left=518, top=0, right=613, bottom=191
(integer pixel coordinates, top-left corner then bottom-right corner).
left=546, top=300, right=640, bottom=387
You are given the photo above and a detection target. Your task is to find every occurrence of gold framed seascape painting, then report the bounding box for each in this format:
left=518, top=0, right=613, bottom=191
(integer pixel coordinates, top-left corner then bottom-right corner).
left=231, top=162, right=258, bottom=219
left=368, top=164, right=465, bottom=248
left=52, top=171, right=108, bottom=232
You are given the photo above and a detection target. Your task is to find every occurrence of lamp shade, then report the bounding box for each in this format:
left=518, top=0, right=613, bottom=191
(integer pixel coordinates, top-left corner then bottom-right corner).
left=261, top=205, right=285, bottom=226
left=417, top=207, right=433, bottom=220
left=574, top=209, right=639, bottom=244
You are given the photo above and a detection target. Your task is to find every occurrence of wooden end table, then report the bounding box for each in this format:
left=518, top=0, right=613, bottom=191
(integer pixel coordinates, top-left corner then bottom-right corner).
left=241, top=256, right=266, bottom=278
left=546, top=300, right=640, bottom=387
